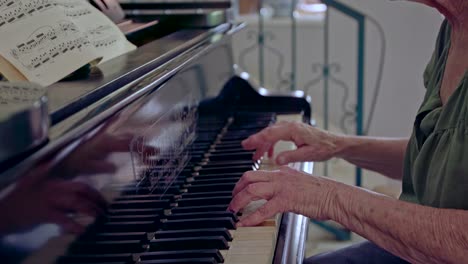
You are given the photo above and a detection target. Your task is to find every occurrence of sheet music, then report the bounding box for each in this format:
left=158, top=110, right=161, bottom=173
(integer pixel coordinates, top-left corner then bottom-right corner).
left=56, top=0, right=136, bottom=63
left=0, top=0, right=136, bottom=86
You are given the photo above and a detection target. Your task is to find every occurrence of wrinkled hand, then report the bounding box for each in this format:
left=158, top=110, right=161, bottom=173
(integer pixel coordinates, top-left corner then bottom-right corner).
left=242, top=121, right=342, bottom=165
left=228, top=166, right=337, bottom=227
left=0, top=163, right=107, bottom=235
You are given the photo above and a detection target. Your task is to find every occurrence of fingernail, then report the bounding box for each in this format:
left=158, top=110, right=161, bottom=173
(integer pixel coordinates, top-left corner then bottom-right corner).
left=237, top=222, right=244, bottom=228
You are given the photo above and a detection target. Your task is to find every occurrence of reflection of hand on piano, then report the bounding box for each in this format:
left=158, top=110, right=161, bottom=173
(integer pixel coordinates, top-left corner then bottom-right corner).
left=56, top=133, right=159, bottom=177
left=0, top=163, right=107, bottom=235
left=228, top=166, right=335, bottom=227
left=242, top=121, right=342, bottom=165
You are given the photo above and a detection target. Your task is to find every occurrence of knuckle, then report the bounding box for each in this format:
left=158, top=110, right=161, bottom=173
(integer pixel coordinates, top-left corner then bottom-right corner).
left=243, top=171, right=255, bottom=181
left=245, top=184, right=258, bottom=195
left=290, top=122, right=302, bottom=132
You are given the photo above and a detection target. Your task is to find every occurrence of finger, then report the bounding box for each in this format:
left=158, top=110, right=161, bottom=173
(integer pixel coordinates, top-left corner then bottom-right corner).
left=232, top=170, right=273, bottom=197
left=238, top=199, right=281, bottom=227
left=267, top=146, right=274, bottom=159
left=228, top=183, right=274, bottom=213
left=242, top=124, right=293, bottom=151
left=48, top=211, right=85, bottom=234
left=276, top=147, right=311, bottom=165
left=252, top=143, right=272, bottom=161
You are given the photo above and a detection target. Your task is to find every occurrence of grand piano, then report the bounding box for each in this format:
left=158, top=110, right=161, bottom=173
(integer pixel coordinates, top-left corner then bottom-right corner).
left=0, top=4, right=313, bottom=264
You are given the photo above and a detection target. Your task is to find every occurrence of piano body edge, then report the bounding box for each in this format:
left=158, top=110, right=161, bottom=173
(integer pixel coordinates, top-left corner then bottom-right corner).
left=273, top=161, right=313, bottom=264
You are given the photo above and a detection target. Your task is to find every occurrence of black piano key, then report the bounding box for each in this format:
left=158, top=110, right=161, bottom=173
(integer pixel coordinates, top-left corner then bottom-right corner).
left=108, top=208, right=165, bottom=216
left=110, top=200, right=170, bottom=210
left=105, top=214, right=160, bottom=222
left=208, top=149, right=253, bottom=155
left=99, top=221, right=160, bottom=233
left=140, top=249, right=223, bottom=263
left=177, top=196, right=232, bottom=207
left=188, top=178, right=240, bottom=185
left=196, top=161, right=256, bottom=169
left=229, top=123, right=271, bottom=129
left=140, top=258, right=217, bottom=264
left=195, top=166, right=253, bottom=174
left=181, top=191, right=232, bottom=199
left=69, top=240, right=144, bottom=254
left=171, top=205, right=229, bottom=214
left=163, top=217, right=236, bottom=230
left=154, top=228, right=232, bottom=241
left=205, top=153, right=254, bottom=162
left=149, top=236, right=229, bottom=250
left=186, top=183, right=236, bottom=193
left=152, top=186, right=182, bottom=195
left=223, top=128, right=263, bottom=134
left=219, top=135, right=250, bottom=141
left=81, top=232, right=149, bottom=242
left=196, top=133, right=221, bottom=141
left=193, top=172, right=243, bottom=179
left=212, top=141, right=242, bottom=147
left=59, top=262, right=127, bottom=264
left=191, top=142, right=212, bottom=149
left=209, top=145, right=245, bottom=151
left=118, top=186, right=152, bottom=195
left=57, top=253, right=133, bottom=264
left=167, top=211, right=238, bottom=222
left=115, top=194, right=175, bottom=201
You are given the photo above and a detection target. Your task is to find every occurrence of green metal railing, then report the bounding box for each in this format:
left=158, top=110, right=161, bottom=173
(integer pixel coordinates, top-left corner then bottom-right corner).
left=245, top=0, right=365, bottom=186
left=322, top=0, right=365, bottom=186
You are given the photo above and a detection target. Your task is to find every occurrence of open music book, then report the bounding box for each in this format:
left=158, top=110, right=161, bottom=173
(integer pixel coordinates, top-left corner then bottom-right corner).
left=0, top=0, right=136, bottom=87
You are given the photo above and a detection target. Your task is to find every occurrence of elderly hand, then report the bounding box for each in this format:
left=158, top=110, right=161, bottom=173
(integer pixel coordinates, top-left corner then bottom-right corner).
left=228, top=166, right=338, bottom=227
left=242, top=121, right=343, bottom=165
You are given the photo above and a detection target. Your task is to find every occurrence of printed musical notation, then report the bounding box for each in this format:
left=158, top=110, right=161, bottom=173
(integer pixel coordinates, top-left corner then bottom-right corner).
left=0, top=0, right=102, bottom=30
left=0, top=0, right=136, bottom=86
left=10, top=21, right=91, bottom=71
left=0, top=0, right=57, bottom=29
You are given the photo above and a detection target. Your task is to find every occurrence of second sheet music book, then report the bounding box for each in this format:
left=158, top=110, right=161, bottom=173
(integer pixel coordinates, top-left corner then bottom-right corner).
left=0, top=0, right=137, bottom=87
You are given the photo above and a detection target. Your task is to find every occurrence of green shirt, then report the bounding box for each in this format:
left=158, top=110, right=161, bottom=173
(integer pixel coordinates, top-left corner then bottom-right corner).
left=401, top=20, right=468, bottom=209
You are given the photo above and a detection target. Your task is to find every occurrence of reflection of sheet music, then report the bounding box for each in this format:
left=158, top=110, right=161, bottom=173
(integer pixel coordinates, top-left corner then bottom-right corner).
left=0, top=81, right=46, bottom=121
left=0, top=0, right=136, bottom=86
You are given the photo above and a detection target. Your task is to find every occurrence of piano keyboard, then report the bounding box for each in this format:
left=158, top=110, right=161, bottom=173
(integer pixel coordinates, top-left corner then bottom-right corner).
left=41, top=111, right=297, bottom=264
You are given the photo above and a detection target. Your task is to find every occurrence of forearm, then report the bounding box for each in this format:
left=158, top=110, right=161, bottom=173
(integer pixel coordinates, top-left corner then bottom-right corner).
left=335, top=136, right=409, bottom=180
left=328, top=182, right=468, bottom=264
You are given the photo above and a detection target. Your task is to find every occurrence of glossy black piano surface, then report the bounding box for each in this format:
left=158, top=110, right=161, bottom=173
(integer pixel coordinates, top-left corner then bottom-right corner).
left=0, top=22, right=311, bottom=264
